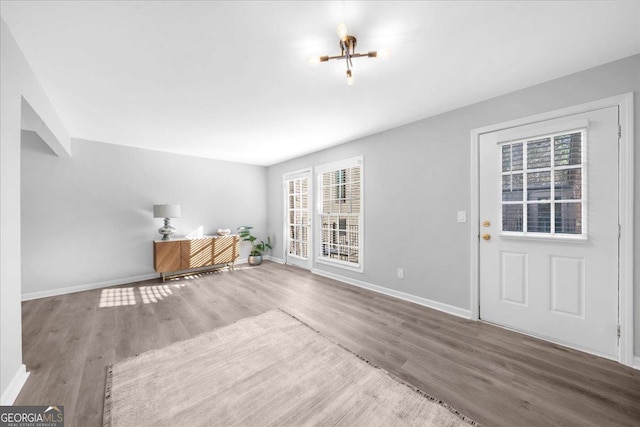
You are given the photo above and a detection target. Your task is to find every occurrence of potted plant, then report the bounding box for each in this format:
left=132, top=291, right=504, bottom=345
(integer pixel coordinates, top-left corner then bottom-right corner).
left=237, top=226, right=272, bottom=266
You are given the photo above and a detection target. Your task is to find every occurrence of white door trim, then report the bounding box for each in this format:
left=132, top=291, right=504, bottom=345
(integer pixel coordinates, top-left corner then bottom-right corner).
left=469, top=93, right=634, bottom=367
left=283, top=168, right=313, bottom=269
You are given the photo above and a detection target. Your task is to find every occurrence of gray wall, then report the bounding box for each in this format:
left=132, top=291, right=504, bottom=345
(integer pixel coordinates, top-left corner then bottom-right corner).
left=266, top=54, right=640, bottom=355
left=21, top=135, right=267, bottom=296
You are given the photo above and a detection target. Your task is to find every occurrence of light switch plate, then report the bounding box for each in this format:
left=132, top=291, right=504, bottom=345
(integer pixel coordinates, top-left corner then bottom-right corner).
left=457, top=211, right=467, bottom=223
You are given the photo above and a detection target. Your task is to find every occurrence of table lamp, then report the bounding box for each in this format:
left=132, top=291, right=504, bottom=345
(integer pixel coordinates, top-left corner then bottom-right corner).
left=153, top=204, right=181, bottom=240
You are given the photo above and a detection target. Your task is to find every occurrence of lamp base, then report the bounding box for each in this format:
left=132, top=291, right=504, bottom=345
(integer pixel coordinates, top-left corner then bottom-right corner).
left=158, top=218, right=175, bottom=240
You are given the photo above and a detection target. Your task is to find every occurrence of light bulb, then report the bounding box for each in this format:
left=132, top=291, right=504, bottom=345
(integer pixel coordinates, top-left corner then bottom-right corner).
left=378, top=48, right=391, bottom=59
left=308, top=55, right=329, bottom=65
left=346, top=69, right=354, bottom=85
left=336, top=23, right=348, bottom=41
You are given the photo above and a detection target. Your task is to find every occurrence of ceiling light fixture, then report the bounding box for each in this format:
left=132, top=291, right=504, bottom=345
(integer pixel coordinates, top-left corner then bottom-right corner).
left=310, top=24, right=389, bottom=85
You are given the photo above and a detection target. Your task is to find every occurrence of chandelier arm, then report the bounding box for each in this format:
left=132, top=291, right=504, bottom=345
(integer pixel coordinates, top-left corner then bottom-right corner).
left=323, top=52, right=376, bottom=62
left=350, top=52, right=375, bottom=58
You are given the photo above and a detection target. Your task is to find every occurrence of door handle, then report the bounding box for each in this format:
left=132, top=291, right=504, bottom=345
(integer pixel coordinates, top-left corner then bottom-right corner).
left=482, top=233, right=491, bottom=240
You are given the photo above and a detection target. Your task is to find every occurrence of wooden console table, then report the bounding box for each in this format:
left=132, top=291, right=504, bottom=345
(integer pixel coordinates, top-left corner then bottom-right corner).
left=153, top=235, right=239, bottom=281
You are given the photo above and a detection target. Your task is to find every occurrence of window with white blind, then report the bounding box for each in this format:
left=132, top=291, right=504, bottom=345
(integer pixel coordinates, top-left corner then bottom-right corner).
left=316, top=156, right=363, bottom=271
left=500, top=129, right=586, bottom=238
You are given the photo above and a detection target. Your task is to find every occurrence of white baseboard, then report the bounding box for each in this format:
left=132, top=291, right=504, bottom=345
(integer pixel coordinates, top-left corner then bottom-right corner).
left=21, top=273, right=159, bottom=301
left=263, top=255, right=285, bottom=264
left=1, top=364, right=29, bottom=405
left=633, top=356, right=640, bottom=370
left=311, top=268, right=471, bottom=319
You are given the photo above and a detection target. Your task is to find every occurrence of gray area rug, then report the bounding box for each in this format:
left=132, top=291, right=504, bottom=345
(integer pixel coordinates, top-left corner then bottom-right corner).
left=103, top=309, right=478, bottom=426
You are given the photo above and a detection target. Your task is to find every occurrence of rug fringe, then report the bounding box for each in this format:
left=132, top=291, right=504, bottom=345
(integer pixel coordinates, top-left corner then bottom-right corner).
left=102, top=364, right=113, bottom=427
left=277, top=308, right=484, bottom=427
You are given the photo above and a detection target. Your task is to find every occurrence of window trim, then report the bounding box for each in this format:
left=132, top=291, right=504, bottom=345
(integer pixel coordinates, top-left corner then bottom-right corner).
left=315, top=156, right=364, bottom=273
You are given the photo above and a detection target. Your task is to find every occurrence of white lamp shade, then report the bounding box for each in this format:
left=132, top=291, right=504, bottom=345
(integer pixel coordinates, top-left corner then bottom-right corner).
left=153, top=204, right=181, bottom=218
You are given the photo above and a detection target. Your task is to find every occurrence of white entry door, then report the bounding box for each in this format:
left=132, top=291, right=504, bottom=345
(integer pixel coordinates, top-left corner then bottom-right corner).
left=284, top=171, right=312, bottom=269
left=479, top=106, right=619, bottom=359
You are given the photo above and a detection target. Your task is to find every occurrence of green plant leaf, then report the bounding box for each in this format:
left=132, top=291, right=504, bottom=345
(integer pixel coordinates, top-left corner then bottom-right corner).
left=236, top=226, right=270, bottom=256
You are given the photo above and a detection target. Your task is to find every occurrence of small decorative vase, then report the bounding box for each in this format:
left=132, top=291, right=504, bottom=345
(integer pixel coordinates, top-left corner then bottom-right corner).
left=248, top=255, right=263, bottom=266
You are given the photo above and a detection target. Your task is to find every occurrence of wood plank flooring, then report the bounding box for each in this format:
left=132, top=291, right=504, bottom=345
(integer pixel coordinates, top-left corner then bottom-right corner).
left=16, top=262, right=640, bottom=426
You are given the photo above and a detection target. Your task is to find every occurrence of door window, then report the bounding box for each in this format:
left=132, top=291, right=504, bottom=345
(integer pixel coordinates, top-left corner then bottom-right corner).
left=500, top=129, right=586, bottom=238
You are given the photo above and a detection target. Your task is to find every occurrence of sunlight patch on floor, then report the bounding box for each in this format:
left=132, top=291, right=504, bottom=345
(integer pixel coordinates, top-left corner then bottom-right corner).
left=99, top=284, right=186, bottom=307
left=99, top=288, right=136, bottom=307
left=141, top=284, right=172, bottom=304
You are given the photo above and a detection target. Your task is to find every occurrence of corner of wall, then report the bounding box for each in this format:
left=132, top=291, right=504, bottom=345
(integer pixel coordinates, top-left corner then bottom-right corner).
left=0, top=365, right=29, bottom=405
left=21, top=97, right=71, bottom=158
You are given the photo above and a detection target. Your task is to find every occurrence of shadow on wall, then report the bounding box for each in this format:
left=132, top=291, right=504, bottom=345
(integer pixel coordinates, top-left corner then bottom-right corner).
left=21, top=130, right=57, bottom=156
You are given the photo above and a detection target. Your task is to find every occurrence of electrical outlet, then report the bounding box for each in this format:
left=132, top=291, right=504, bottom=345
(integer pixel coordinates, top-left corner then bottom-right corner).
left=457, top=211, right=467, bottom=223
left=397, top=268, right=404, bottom=279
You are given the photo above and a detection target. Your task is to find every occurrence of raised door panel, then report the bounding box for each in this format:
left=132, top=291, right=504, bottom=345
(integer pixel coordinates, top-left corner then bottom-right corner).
left=500, top=252, right=528, bottom=306
left=181, top=238, right=214, bottom=269
left=154, top=241, right=181, bottom=272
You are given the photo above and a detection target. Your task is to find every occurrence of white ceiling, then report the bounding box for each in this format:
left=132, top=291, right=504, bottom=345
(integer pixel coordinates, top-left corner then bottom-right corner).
left=1, top=1, right=639, bottom=166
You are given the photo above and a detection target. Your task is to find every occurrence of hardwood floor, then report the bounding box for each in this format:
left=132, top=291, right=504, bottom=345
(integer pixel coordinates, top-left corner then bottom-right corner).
left=17, top=262, right=640, bottom=426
